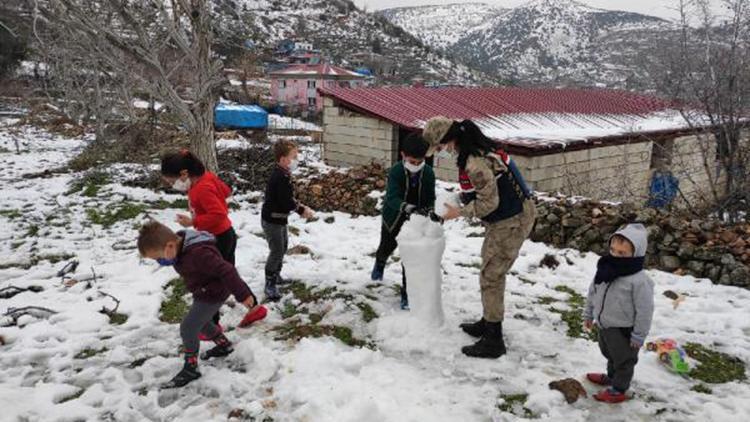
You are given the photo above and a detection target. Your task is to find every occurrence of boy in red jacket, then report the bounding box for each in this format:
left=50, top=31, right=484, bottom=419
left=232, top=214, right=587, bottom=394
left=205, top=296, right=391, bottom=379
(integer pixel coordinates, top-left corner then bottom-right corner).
left=138, top=221, right=260, bottom=388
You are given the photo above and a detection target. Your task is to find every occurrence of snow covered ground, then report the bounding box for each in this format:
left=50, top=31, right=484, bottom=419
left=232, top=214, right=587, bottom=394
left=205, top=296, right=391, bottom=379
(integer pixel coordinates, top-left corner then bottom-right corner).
left=1, top=121, right=749, bottom=422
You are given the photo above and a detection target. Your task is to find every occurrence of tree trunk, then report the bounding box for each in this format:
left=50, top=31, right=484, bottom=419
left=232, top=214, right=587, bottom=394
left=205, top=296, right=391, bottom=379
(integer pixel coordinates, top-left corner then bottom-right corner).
left=190, top=102, right=218, bottom=172
left=189, top=0, right=219, bottom=172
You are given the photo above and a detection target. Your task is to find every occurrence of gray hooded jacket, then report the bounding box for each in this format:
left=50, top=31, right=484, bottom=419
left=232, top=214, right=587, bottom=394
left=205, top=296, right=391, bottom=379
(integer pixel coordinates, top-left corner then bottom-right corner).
left=584, top=224, right=655, bottom=344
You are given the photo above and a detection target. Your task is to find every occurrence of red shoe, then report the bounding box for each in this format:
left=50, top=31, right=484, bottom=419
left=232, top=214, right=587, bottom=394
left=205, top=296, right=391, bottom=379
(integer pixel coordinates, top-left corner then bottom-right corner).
left=593, top=388, right=629, bottom=403
left=239, top=306, right=268, bottom=328
left=586, top=373, right=612, bottom=386
left=198, top=324, right=223, bottom=342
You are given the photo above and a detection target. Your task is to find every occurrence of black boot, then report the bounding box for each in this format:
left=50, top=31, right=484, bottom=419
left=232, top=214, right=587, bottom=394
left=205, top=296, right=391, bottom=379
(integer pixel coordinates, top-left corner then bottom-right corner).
left=265, top=273, right=281, bottom=302
left=461, top=321, right=506, bottom=359
left=459, top=318, right=486, bottom=338
left=201, top=333, right=234, bottom=360
left=162, top=351, right=201, bottom=388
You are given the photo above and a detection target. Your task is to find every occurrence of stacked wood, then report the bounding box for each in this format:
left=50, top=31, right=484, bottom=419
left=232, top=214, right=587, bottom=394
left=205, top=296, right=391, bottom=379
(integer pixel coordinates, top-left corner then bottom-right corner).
left=295, top=163, right=387, bottom=216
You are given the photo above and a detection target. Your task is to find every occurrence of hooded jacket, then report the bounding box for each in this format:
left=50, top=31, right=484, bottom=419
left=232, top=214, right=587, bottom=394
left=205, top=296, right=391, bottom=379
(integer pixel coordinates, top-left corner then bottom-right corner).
left=584, top=224, right=655, bottom=344
left=188, top=171, right=233, bottom=235
left=173, top=230, right=254, bottom=304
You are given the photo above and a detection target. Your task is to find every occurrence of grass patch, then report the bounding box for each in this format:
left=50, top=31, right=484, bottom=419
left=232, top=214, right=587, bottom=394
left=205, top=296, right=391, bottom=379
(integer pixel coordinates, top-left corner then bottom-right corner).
left=498, top=393, right=534, bottom=418
left=25, top=224, right=39, bottom=237
left=548, top=285, right=597, bottom=342
left=282, top=281, right=338, bottom=304
left=67, top=170, right=111, bottom=196
left=147, top=198, right=189, bottom=210
left=690, top=384, right=713, bottom=394
left=273, top=321, right=373, bottom=349
left=159, top=278, right=189, bottom=324
left=39, top=253, right=75, bottom=264
left=0, top=209, right=22, bottom=219
left=356, top=301, right=378, bottom=322
left=536, top=296, right=559, bottom=305
left=74, top=347, right=108, bottom=359
left=279, top=301, right=305, bottom=319
left=684, top=343, right=746, bottom=384
left=456, top=261, right=482, bottom=270
left=87, top=203, right=146, bottom=228
left=108, top=312, right=128, bottom=325
left=129, top=357, right=149, bottom=368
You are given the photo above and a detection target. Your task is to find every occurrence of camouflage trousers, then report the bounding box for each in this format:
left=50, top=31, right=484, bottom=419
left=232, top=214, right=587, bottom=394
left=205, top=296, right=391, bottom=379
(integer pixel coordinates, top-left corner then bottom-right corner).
left=480, top=199, right=537, bottom=322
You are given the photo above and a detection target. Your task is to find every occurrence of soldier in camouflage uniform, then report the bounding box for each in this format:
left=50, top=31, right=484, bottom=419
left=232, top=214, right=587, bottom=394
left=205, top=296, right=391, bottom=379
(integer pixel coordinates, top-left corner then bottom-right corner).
left=424, top=117, right=537, bottom=359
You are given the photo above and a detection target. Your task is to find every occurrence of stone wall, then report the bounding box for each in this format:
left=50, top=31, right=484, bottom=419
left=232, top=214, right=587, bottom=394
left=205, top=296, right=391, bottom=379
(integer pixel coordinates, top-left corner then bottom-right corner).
left=531, top=197, right=750, bottom=288
left=322, top=98, right=398, bottom=168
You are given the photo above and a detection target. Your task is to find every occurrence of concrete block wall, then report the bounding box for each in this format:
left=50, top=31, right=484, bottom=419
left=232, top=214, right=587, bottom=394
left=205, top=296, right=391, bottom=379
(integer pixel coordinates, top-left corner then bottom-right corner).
left=322, top=98, right=397, bottom=168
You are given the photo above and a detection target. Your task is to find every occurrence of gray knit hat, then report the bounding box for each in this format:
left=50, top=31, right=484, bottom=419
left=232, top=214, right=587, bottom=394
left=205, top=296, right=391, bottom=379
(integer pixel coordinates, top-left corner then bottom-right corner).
left=422, top=116, right=454, bottom=156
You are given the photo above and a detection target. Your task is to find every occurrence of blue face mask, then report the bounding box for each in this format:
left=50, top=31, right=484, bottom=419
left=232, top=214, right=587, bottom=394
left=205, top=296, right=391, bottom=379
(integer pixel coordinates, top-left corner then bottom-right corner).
left=156, top=257, right=176, bottom=266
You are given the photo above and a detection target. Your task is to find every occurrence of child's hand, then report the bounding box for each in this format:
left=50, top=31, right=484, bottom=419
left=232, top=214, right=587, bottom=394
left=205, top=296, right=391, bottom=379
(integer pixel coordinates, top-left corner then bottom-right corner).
left=176, top=213, right=193, bottom=227
left=242, top=295, right=256, bottom=309
left=584, top=319, right=594, bottom=330
left=442, top=203, right=461, bottom=220
left=630, top=339, right=643, bottom=350
left=302, top=206, right=314, bottom=219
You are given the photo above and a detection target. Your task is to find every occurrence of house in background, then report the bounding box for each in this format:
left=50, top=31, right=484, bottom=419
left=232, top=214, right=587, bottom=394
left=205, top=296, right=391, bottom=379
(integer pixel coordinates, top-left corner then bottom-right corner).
left=270, top=64, right=367, bottom=113
left=350, top=52, right=397, bottom=78
left=318, top=87, right=731, bottom=206
left=288, top=52, right=324, bottom=65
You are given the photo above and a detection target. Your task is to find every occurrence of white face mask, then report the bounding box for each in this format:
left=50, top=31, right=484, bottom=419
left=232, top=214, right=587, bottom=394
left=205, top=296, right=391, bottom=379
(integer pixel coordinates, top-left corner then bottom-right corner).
left=172, top=177, right=191, bottom=192
left=436, top=149, right=452, bottom=160
left=289, top=159, right=299, bottom=172
left=404, top=161, right=425, bottom=173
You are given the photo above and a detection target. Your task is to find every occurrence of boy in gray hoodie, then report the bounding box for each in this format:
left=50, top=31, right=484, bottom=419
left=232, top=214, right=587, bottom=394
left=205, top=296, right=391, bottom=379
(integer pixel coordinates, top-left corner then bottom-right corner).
left=583, top=223, right=655, bottom=403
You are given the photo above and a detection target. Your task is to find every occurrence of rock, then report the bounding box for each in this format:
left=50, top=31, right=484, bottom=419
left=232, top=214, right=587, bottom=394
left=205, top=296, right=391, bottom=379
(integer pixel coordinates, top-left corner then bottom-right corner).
left=0, top=335, right=5, bottom=346
left=549, top=378, right=588, bottom=404
left=719, top=231, right=739, bottom=244
left=310, top=184, right=323, bottom=196
left=663, top=290, right=680, bottom=300
left=686, top=260, right=706, bottom=275
left=287, top=245, right=311, bottom=255
left=546, top=213, right=560, bottom=224
left=706, top=265, right=721, bottom=282
left=660, top=255, right=681, bottom=271
left=729, top=266, right=750, bottom=287
left=324, top=216, right=335, bottom=224
left=591, top=208, right=603, bottom=218
left=677, top=243, right=696, bottom=259
left=721, top=254, right=737, bottom=266
left=683, top=232, right=699, bottom=244
left=561, top=216, right=584, bottom=228
left=693, top=248, right=719, bottom=262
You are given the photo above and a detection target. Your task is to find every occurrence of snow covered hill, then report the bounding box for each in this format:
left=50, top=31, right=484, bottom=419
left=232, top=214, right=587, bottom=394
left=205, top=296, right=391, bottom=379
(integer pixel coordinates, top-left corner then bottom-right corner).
left=1, top=119, right=749, bottom=421
left=380, top=0, right=675, bottom=87
left=213, top=0, right=495, bottom=85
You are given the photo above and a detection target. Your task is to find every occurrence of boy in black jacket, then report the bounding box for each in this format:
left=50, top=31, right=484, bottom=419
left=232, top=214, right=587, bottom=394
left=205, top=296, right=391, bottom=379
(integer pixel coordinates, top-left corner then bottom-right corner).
left=261, top=140, right=314, bottom=301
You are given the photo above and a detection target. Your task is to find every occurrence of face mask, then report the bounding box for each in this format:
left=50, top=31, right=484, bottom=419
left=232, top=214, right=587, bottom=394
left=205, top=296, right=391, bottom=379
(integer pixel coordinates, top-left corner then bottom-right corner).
left=156, top=257, right=176, bottom=266
left=172, top=178, right=191, bottom=192
left=436, top=149, right=452, bottom=160
left=289, top=159, right=299, bottom=172
left=404, top=161, right=425, bottom=173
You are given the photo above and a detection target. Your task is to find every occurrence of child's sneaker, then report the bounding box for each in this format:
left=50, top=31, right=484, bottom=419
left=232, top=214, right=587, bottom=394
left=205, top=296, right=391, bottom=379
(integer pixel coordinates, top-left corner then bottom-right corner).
left=162, top=364, right=201, bottom=388
left=371, top=261, right=385, bottom=281
left=201, top=344, right=234, bottom=360
left=239, top=305, right=268, bottom=327
left=593, top=387, right=629, bottom=403
left=198, top=323, right=223, bottom=342
left=586, top=373, right=612, bottom=386
left=265, top=284, right=281, bottom=302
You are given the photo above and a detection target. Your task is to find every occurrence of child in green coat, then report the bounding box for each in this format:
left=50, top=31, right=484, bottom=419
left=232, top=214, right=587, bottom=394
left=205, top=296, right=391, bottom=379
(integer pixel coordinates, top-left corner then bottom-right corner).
left=371, top=133, right=436, bottom=309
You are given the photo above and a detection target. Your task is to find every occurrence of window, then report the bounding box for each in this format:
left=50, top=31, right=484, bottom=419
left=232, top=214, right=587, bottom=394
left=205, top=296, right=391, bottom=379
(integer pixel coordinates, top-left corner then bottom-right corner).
left=307, top=80, right=316, bottom=89
left=650, top=138, right=674, bottom=170
left=279, top=80, right=286, bottom=89
left=339, top=81, right=349, bottom=88
left=308, top=97, right=317, bottom=107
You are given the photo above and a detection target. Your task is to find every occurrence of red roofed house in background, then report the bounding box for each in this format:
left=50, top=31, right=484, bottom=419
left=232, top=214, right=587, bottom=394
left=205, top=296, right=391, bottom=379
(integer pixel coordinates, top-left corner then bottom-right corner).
left=270, top=64, right=367, bottom=114
left=318, top=87, right=722, bottom=204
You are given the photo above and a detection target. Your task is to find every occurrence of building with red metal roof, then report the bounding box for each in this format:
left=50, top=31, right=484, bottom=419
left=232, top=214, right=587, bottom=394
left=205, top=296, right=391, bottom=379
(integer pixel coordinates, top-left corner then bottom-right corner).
left=318, top=86, right=718, bottom=205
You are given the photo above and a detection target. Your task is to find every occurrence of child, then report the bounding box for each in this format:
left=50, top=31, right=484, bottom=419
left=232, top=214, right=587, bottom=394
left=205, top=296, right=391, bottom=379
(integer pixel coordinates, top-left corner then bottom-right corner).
left=371, top=133, right=436, bottom=310
left=137, top=221, right=260, bottom=388
left=583, top=223, right=655, bottom=403
left=261, top=140, right=313, bottom=301
left=161, top=150, right=265, bottom=327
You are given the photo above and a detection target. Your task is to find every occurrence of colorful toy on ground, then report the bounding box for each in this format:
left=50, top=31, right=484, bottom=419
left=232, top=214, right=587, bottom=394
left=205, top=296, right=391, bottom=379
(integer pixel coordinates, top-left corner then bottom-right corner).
left=646, top=338, right=690, bottom=375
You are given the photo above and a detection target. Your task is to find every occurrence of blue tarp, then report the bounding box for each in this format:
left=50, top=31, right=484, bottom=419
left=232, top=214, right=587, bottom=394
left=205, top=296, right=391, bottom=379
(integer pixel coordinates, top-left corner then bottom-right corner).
left=214, top=104, right=268, bottom=130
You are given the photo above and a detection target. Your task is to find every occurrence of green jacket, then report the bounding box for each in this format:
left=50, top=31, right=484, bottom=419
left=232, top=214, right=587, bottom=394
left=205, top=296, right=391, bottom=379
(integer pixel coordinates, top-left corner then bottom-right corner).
left=382, top=161, right=436, bottom=232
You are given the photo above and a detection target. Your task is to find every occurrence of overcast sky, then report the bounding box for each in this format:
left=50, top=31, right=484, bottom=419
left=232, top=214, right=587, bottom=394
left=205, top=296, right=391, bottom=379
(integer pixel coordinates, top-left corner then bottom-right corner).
left=353, top=0, right=725, bottom=21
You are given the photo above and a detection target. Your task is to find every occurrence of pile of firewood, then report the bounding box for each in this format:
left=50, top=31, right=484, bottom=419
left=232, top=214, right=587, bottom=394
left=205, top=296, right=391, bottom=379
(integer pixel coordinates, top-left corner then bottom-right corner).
left=295, top=163, right=387, bottom=216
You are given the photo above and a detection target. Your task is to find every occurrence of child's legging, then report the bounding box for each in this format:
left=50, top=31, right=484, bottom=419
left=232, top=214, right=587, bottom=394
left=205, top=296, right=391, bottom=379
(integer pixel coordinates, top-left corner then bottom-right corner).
left=181, top=300, right=224, bottom=352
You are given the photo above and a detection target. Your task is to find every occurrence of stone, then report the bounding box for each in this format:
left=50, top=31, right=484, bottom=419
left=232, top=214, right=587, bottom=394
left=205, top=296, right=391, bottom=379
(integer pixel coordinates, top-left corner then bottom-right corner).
left=677, top=243, right=696, bottom=259
left=694, top=248, right=719, bottom=262
left=687, top=260, right=706, bottom=275
left=663, top=290, right=680, bottom=300
left=546, top=213, right=560, bottom=224
left=721, top=254, right=737, bottom=266
left=562, top=216, right=584, bottom=228
left=660, top=255, right=681, bottom=271
left=729, top=267, right=750, bottom=286
left=287, top=245, right=311, bottom=255
left=591, top=208, right=603, bottom=218
left=719, top=231, right=739, bottom=244
left=706, top=265, right=721, bottom=282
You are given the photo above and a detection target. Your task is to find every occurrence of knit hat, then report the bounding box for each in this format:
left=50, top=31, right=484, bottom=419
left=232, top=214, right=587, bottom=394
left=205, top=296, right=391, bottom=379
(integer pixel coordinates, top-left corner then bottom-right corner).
left=422, top=116, right=454, bottom=156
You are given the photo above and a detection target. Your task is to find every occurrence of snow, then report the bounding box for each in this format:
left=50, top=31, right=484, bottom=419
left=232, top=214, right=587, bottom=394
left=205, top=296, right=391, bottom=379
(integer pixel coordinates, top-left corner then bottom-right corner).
left=268, top=114, right=322, bottom=132
left=132, top=100, right=164, bottom=111
left=397, top=215, right=446, bottom=327
left=1, top=120, right=750, bottom=421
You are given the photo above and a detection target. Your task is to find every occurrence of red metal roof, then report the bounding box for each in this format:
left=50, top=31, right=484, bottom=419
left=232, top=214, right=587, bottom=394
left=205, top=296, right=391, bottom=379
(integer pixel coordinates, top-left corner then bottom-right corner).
left=318, top=87, right=688, bottom=153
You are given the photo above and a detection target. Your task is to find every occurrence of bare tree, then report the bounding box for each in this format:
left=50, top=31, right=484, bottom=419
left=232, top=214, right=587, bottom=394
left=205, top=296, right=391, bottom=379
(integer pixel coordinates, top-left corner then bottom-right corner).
left=34, top=0, right=225, bottom=171
left=651, top=0, right=750, bottom=220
